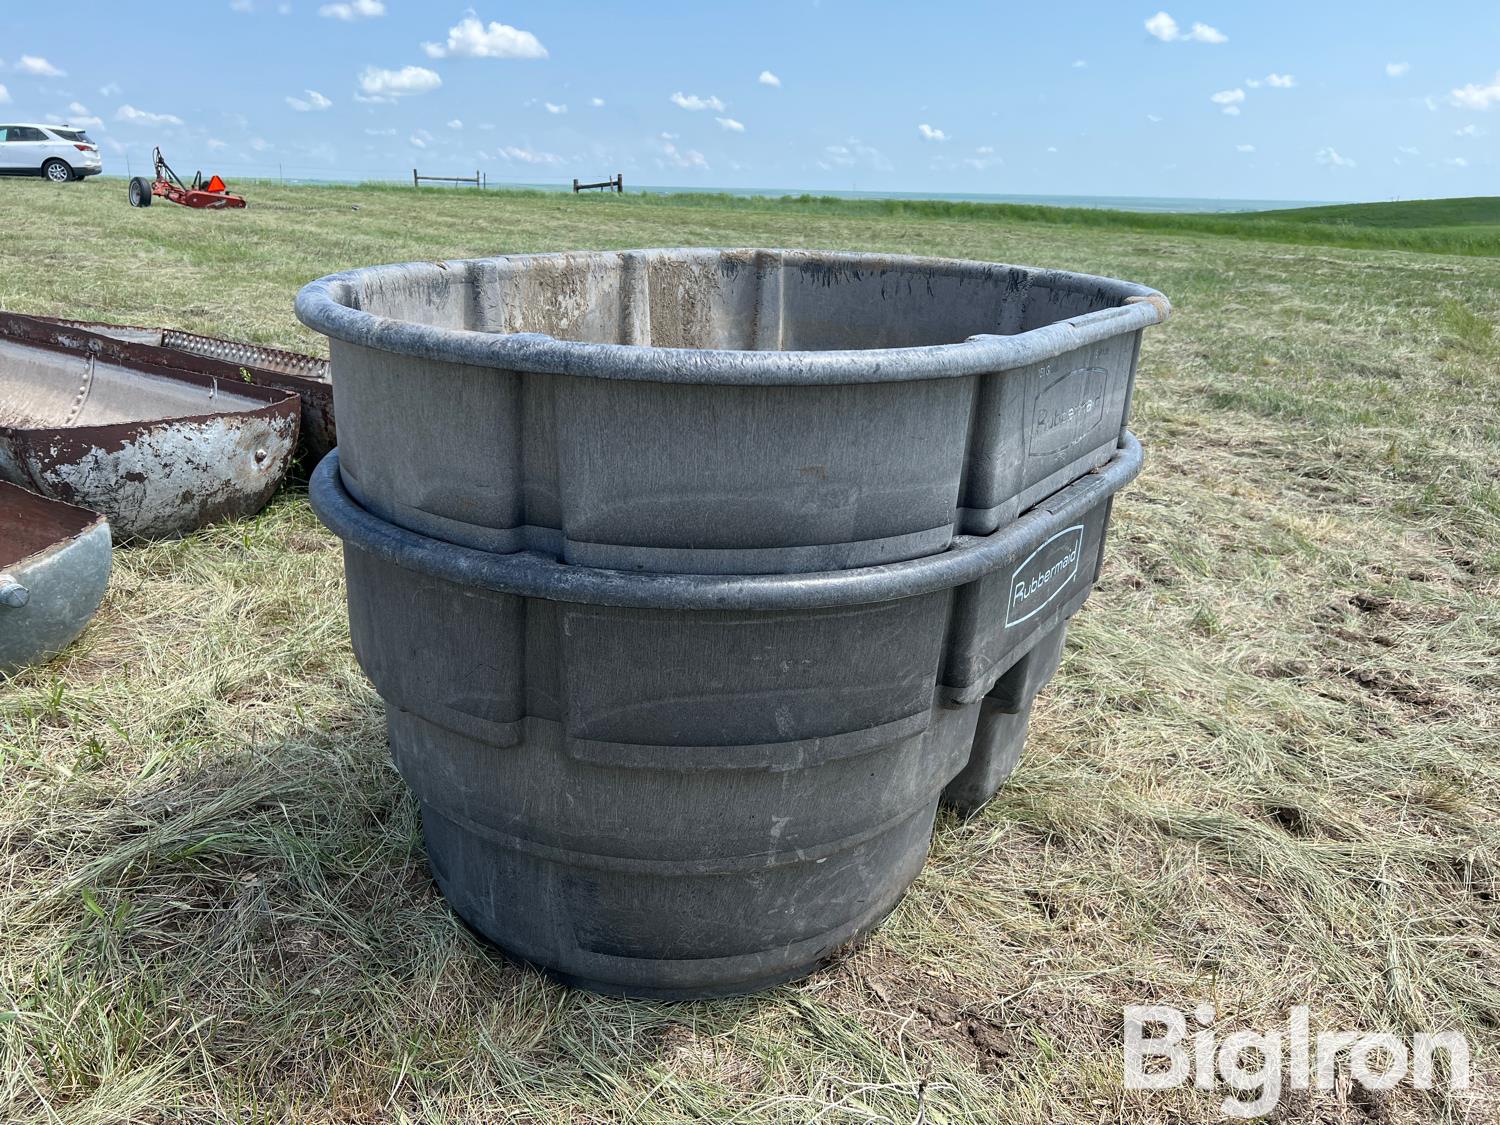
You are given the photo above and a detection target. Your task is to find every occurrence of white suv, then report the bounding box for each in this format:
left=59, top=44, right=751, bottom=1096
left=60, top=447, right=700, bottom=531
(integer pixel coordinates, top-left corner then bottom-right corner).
left=0, top=123, right=103, bottom=182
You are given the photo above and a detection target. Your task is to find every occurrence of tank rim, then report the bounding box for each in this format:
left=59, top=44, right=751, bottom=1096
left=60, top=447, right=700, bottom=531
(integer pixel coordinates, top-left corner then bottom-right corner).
left=309, top=431, right=1143, bottom=612
left=295, top=248, right=1170, bottom=387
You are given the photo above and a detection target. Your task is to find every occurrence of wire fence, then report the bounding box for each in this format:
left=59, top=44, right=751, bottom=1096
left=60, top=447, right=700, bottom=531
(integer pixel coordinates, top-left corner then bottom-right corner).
left=109, top=150, right=567, bottom=191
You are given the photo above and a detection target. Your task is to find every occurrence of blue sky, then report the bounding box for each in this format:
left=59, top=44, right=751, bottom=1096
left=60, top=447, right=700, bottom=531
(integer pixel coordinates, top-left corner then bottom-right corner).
left=2, top=1, right=1497, bottom=201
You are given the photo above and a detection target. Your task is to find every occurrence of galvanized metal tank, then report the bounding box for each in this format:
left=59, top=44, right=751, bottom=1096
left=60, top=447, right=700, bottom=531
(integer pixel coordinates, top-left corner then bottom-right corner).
left=0, top=319, right=300, bottom=540
left=298, top=248, right=1169, bottom=998
left=0, top=481, right=111, bottom=675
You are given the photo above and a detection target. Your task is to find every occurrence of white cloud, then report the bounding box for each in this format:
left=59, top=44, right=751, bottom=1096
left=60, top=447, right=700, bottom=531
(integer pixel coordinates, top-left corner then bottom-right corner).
left=250, top=137, right=272, bottom=152
left=319, top=0, right=383, bottom=19
left=1072, top=59, right=1087, bottom=69
left=286, top=89, right=333, bottom=112
left=1445, top=156, right=1469, bottom=168
left=1397, top=145, right=1420, bottom=155
left=357, top=65, right=441, bottom=99
left=716, top=116, right=745, bottom=132
left=1451, top=73, right=1500, bottom=110
left=820, top=137, right=890, bottom=172
left=1385, top=61, right=1410, bottom=78
left=1146, top=11, right=1225, bottom=43
left=364, top=126, right=396, bottom=136
left=1046, top=145, right=1058, bottom=153
left=422, top=16, right=547, bottom=59
left=207, top=137, right=228, bottom=150
left=1315, top=146, right=1355, bottom=168
left=116, top=104, right=184, bottom=126
left=917, top=122, right=948, bottom=142
left=963, top=145, right=1001, bottom=170
left=1236, top=143, right=1255, bottom=152
left=1211, top=88, right=1244, bottom=115
left=1145, top=11, right=1180, bottom=40
left=1146, top=113, right=1163, bottom=123
left=544, top=101, right=567, bottom=114
left=1455, top=123, right=1484, bottom=137
left=98, top=82, right=121, bottom=97
left=53, top=102, right=103, bottom=127
left=659, top=138, right=709, bottom=169
left=63, top=101, right=101, bottom=126
left=229, top=0, right=253, bottom=11
left=448, top=118, right=463, bottom=129
left=590, top=96, right=605, bottom=107
left=499, top=144, right=562, bottom=165
left=18, top=55, right=65, bottom=78
left=1264, top=73, right=1295, bottom=88
left=670, top=91, right=725, bottom=111
left=758, top=69, right=781, bottom=87
left=408, top=133, right=427, bottom=149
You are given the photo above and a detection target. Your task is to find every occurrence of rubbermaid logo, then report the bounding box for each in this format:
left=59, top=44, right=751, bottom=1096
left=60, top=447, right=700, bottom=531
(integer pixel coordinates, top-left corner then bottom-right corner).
left=1030, top=366, right=1108, bottom=457
left=1005, top=525, right=1085, bottom=626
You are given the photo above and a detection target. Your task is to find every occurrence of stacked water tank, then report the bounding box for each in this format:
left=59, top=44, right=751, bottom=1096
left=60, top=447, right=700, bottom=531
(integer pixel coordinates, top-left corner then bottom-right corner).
left=299, top=248, right=1169, bottom=998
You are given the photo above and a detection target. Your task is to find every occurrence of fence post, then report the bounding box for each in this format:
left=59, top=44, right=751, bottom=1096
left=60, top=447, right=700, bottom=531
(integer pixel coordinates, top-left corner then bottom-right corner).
left=413, top=168, right=418, bottom=188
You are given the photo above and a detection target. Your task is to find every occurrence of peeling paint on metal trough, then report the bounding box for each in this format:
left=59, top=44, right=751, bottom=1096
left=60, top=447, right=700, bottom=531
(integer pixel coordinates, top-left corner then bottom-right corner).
left=0, top=324, right=299, bottom=540
left=0, top=313, right=334, bottom=466
left=0, top=480, right=111, bottom=675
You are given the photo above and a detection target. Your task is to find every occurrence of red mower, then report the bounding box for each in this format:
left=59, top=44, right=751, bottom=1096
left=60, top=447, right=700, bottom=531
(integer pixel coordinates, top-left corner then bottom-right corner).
left=128, top=147, right=246, bottom=209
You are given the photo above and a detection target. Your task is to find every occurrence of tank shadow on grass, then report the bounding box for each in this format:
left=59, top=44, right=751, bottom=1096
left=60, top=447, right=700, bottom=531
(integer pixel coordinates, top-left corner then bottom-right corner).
left=29, top=726, right=907, bottom=1109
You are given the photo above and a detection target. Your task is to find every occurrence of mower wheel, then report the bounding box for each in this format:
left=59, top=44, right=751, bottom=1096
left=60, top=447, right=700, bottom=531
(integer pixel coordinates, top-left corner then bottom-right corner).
left=42, top=159, right=73, bottom=183
left=128, top=177, right=153, bottom=207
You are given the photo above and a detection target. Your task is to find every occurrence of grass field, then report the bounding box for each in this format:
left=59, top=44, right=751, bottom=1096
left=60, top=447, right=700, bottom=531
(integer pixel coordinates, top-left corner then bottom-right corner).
left=523, top=190, right=1500, bottom=258
left=1, top=177, right=1497, bottom=1123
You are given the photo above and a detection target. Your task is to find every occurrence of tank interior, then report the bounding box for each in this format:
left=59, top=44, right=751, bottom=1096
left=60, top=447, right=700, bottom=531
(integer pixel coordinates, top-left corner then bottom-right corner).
left=342, top=249, right=1137, bottom=352
left=0, top=338, right=276, bottom=430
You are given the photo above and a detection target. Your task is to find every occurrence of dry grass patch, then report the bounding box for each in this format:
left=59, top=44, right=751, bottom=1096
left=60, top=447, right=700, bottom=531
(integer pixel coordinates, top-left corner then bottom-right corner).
left=0, top=179, right=1497, bottom=1121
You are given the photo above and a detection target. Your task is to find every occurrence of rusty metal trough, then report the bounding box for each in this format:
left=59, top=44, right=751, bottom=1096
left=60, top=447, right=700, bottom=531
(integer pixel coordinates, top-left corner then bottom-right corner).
left=4, top=313, right=334, bottom=464
left=0, top=480, right=111, bottom=675
left=0, top=318, right=300, bottom=540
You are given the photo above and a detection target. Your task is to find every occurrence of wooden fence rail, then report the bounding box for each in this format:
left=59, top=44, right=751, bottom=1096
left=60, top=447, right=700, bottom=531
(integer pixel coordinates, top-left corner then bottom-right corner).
left=413, top=169, right=485, bottom=188
left=573, top=173, right=624, bottom=193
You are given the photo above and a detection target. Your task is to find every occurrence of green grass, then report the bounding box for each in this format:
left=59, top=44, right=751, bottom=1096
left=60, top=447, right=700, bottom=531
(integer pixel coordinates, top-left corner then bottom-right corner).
left=103, top=176, right=1500, bottom=257
left=1, top=178, right=1498, bottom=1122
left=552, top=187, right=1500, bottom=257
left=1230, top=195, right=1500, bottom=229
left=399, top=185, right=1500, bottom=257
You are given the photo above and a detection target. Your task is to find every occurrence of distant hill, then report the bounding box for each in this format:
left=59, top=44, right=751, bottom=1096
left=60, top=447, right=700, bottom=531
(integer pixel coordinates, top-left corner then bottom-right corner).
left=619, top=191, right=1500, bottom=257
left=268, top=179, right=1500, bottom=258
left=1228, top=196, right=1500, bottom=230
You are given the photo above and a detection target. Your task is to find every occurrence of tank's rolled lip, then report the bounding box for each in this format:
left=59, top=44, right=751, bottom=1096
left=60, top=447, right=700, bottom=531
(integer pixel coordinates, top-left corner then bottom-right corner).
left=295, top=248, right=1170, bottom=386
left=310, top=431, right=1142, bottom=611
